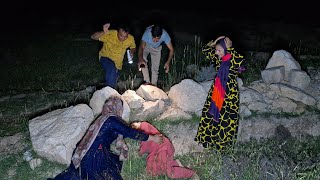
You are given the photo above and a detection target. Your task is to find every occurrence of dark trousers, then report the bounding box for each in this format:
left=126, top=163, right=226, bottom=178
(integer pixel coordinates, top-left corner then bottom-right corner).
left=100, top=57, right=119, bottom=89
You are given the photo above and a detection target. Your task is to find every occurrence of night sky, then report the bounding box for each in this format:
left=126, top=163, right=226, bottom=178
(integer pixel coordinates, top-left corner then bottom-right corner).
left=1, top=1, right=318, bottom=32
left=0, top=0, right=319, bottom=53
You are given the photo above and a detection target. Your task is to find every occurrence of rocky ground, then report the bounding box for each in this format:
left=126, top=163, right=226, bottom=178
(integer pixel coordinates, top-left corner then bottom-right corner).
left=1, top=110, right=320, bottom=179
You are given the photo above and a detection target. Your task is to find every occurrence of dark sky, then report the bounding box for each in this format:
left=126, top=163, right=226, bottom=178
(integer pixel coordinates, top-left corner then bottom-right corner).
left=2, top=1, right=318, bottom=23
left=0, top=0, right=318, bottom=53
left=1, top=1, right=319, bottom=35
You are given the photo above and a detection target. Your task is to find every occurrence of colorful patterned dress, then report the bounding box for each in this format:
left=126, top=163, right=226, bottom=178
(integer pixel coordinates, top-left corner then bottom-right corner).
left=194, top=42, right=245, bottom=152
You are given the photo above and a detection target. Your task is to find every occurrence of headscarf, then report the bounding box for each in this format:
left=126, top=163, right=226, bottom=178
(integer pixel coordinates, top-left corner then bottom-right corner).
left=217, top=38, right=227, bottom=54
left=71, top=96, right=127, bottom=168
left=101, top=96, right=123, bottom=116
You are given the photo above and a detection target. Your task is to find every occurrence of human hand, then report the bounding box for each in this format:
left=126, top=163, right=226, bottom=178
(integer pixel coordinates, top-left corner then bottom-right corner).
left=138, top=60, right=146, bottom=69
left=164, top=62, right=170, bottom=73
left=207, top=40, right=215, bottom=47
left=148, top=134, right=163, bottom=144
left=103, top=23, right=110, bottom=33
left=224, top=37, right=232, bottom=48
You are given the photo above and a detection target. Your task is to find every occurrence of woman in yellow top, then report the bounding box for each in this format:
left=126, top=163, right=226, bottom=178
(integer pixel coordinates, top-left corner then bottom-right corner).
left=91, top=23, right=136, bottom=88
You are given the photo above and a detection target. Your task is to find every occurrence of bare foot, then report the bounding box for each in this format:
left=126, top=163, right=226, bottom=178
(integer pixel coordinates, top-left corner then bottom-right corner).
left=176, top=159, right=183, bottom=167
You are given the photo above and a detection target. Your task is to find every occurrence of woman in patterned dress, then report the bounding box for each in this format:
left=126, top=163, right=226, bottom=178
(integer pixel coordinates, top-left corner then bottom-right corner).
left=194, top=36, right=245, bottom=152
